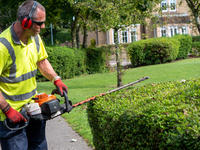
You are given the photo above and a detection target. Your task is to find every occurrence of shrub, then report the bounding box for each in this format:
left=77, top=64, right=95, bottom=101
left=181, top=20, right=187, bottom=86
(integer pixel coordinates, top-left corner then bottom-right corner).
left=144, top=37, right=179, bottom=65
left=192, top=36, right=200, bottom=42
left=127, top=40, right=146, bottom=67
left=190, top=42, right=200, bottom=56
left=36, top=46, right=86, bottom=81
left=85, top=47, right=109, bottom=74
left=173, top=34, right=192, bottom=59
left=88, top=78, right=200, bottom=150
left=127, top=37, right=180, bottom=66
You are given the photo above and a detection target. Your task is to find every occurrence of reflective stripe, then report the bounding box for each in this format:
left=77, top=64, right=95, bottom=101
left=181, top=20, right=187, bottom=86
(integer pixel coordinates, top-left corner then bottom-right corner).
left=0, top=69, right=37, bottom=83
left=34, top=35, right=40, bottom=53
left=2, top=88, right=37, bottom=101
left=0, top=38, right=16, bottom=78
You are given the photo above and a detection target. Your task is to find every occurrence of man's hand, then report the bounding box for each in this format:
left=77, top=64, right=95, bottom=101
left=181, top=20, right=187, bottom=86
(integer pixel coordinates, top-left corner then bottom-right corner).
left=54, top=79, right=68, bottom=96
left=4, top=105, right=27, bottom=123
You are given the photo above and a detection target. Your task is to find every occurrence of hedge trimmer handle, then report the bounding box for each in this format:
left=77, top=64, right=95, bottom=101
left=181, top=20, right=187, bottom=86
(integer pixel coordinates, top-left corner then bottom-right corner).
left=63, top=91, right=73, bottom=113
left=51, top=89, right=73, bottom=113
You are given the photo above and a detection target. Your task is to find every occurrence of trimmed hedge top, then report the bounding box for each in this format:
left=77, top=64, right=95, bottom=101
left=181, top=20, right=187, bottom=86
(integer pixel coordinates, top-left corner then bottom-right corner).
left=88, top=78, right=200, bottom=150
left=127, top=37, right=180, bottom=67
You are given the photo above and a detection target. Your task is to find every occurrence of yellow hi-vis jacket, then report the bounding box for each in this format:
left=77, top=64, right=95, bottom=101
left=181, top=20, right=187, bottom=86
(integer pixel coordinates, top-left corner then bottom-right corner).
left=0, top=23, right=48, bottom=121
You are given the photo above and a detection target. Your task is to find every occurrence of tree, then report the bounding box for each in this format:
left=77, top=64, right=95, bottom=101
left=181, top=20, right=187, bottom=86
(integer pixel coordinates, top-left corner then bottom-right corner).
left=0, top=0, right=24, bottom=31
left=85, top=0, right=160, bottom=87
left=183, top=0, right=200, bottom=34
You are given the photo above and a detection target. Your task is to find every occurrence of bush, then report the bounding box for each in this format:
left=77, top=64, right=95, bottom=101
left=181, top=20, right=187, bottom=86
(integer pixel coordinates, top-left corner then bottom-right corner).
left=144, top=37, right=179, bottom=65
left=173, top=34, right=192, bottom=59
left=88, top=78, right=200, bottom=150
left=191, top=42, right=200, bottom=57
left=127, top=40, right=146, bottom=67
left=85, top=47, right=109, bottom=74
left=128, top=37, right=180, bottom=66
left=36, top=46, right=86, bottom=81
left=192, top=36, right=200, bottom=42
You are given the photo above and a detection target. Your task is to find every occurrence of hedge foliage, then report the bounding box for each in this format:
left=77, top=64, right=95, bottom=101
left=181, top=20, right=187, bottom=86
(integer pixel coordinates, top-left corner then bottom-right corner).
left=87, top=78, right=200, bottom=150
left=36, top=46, right=110, bottom=81
left=127, top=37, right=180, bottom=67
left=192, top=36, right=200, bottom=42
left=36, top=46, right=86, bottom=81
left=126, top=40, right=146, bottom=67
left=85, top=47, right=110, bottom=74
left=173, top=35, right=192, bottom=59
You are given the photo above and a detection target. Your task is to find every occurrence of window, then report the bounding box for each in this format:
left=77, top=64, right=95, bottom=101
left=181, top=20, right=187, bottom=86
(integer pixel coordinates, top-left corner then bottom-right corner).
left=130, top=29, right=137, bottom=42
left=161, top=0, right=176, bottom=12
left=170, top=0, right=176, bottom=11
left=161, top=27, right=167, bottom=37
left=161, top=0, right=167, bottom=11
left=170, top=26, right=178, bottom=37
left=112, top=29, right=119, bottom=44
left=181, top=26, right=187, bottom=34
left=122, top=31, right=128, bottom=43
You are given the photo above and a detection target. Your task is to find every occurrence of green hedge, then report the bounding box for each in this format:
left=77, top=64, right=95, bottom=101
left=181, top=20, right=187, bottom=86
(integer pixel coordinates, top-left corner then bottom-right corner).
left=173, top=35, right=192, bottom=59
left=144, top=38, right=179, bottom=64
left=191, top=42, right=200, bottom=56
left=85, top=47, right=109, bottom=74
left=192, top=42, right=200, bottom=51
left=36, top=46, right=86, bottom=81
left=190, top=36, right=200, bottom=57
left=127, top=37, right=180, bottom=66
left=192, top=36, right=200, bottom=42
left=88, top=78, right=200, bottom=150
left=127, top=40, right=146, bottom=67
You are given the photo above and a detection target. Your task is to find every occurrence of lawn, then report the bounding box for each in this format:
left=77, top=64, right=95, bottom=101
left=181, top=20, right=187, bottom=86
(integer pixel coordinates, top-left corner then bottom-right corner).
left=37, top=57, right=200, bottom=147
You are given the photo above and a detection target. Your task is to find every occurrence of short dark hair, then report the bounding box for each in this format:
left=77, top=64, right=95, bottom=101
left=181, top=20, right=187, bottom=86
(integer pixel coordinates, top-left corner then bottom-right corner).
left=17, top=0, right=45, bottom=21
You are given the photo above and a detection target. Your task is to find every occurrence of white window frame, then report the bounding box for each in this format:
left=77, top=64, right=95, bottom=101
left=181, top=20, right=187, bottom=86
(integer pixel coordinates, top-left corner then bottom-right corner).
left=161, top=27, right=167, bottom=37
left=161, top=0, right=168, bottom=12
left=121, top=30, right=128, bottom=43
left=181, top=26, right=188, bottom=35
left=169, top=26, right=178, bottom=37
left=130, top=28, right=137, bottom=42
left=169, top=0, right=176, bottom=11
left=112, top=29, right=120, bottom=44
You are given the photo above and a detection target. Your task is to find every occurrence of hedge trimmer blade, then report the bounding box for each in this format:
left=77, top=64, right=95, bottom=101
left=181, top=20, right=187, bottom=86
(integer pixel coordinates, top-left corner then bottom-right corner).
left=72, top=76, right=149, bottom=108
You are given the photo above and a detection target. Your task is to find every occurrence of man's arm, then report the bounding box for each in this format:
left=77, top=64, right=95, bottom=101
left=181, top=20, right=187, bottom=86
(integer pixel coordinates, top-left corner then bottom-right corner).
left=37, top=59, right=57, bottom=81
left=37, top=59, right=68, bottom=96
left=0, top=91, right=26, bottom=123
left=0, top=92, right=9, bottom=111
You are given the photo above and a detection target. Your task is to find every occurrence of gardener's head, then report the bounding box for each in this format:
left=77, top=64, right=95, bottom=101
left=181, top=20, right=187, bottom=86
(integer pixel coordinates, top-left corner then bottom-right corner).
left=17, top=0, right=46, bottom=35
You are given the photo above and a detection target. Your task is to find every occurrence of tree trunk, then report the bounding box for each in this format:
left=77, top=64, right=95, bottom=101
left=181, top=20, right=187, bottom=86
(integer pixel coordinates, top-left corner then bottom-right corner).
left=71, top=23, right=76, bottom=48
left=76, top=24, right=80, bottom=49
left=194, top=14, right=200, bottom=34
left=71, top=15, right=79, bottom=48
left=114, top=27, right=122, bottom=87
left=96, top=26, right=99, bottom=46
left=185, top=0, right=200, bottom=34
left=82, top=23, right=88, bottom=48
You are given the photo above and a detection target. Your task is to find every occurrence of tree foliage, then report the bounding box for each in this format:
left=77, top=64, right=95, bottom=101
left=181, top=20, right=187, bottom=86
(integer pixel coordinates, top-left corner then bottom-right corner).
left=80, top=0, right=160, bottom=87
left=0, top=0, right=24, bottom=31
left=182, top=0, right=200, bottom=34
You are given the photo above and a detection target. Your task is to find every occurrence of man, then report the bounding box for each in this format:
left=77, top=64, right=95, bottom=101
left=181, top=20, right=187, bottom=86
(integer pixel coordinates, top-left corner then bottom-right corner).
left=0, top=1, right=68, bottom=150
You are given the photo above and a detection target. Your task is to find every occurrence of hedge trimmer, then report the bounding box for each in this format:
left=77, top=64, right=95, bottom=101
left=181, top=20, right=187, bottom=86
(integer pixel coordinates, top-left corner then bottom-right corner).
left=4, top=76, right=149, bottom=130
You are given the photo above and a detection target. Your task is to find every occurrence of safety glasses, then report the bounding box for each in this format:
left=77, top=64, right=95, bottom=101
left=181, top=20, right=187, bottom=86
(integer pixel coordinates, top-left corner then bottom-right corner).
left=32, top=20, right=45, bottom=26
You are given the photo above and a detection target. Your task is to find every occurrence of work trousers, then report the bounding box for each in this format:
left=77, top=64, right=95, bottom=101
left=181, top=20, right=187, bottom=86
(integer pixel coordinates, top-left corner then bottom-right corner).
left=0, top=118, right=47, bottom=150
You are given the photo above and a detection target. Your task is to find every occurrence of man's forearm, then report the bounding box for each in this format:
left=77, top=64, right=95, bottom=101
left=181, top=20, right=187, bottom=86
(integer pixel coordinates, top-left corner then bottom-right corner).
left=37, top=59, right=58, bottom=81
left=0, top=91, right=9, bottom=111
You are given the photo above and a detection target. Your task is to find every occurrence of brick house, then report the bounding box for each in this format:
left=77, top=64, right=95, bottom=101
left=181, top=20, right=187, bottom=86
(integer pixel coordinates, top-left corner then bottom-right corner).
left=79, top=0, right=199, bottom=47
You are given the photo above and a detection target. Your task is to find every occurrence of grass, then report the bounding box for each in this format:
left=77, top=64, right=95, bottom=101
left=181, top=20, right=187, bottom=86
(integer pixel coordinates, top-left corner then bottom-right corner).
left=37, top=57, right=200, bottom=147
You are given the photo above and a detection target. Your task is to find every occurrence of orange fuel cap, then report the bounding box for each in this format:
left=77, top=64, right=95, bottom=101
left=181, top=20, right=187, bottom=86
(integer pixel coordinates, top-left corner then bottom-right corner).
left=34, top=93, right=57, bottom=106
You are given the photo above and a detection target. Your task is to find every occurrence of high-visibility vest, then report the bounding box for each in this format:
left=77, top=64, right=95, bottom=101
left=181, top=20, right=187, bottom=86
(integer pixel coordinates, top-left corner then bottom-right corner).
left=0, top=24, right=48, bottom=121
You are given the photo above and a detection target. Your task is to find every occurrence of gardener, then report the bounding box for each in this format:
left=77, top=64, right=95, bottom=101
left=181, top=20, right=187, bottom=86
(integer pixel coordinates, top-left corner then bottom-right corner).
left=0, top=0, right=68, bottom=150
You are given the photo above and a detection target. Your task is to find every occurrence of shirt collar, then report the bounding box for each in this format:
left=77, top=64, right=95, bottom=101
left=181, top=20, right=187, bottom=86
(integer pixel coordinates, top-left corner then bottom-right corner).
left=10, top=22, right=21, bottom=45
